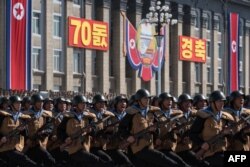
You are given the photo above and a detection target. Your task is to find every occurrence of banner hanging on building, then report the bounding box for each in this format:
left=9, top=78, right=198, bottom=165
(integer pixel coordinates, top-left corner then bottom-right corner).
left=6, top=0, right=32, bottom=90
left=122, top=13, right=166, bottom=81
left=228, top=13, right=239, bottom=92
left=179, top=36, right=206, bottom=63
left=68, top=17, right=109, bottom=51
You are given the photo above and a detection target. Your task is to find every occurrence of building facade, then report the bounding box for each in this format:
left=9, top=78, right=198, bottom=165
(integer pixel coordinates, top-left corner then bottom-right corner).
left=0, top=0, right=250, bottom=97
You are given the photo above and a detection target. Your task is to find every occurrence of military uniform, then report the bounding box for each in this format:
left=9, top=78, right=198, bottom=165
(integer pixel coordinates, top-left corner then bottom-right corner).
left=64, top=109, right=111, bottom=167
left=224, top=107, right=250, bottom=151
left=0, top=110, right=37, bottom=166
left=190, top=107, right=235, bottom=167
left=119, top=105, right=180, bottom=167
left=23, top=108, right=55, bottom=166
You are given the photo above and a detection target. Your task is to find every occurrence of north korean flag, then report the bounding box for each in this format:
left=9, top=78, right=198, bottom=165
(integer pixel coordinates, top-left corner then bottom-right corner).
left=6, top=0, right=32, bottom=90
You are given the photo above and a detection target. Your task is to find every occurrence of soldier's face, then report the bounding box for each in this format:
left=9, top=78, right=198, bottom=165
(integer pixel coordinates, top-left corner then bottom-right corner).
left=162, top=98, right=172, bottom=110
left=181, top=100, right=192, bottom=112
left=117, top=100, right=127, bottom=112
left=95, top=102, right=106, bottom=112
left=34, top=101, right=43, bottom=110
left=139, top=97, right=150, bottom=108
left=58, top=102, right=66, bottom=112
left=196, top=100, right=207, bottom=110
left=214, top=100, right=225, bottom=111
left=13, top=101, right=21, bottom=111
left=234, top=96, right=244, bottom=108
left=77, top=102, right=86, bottom=111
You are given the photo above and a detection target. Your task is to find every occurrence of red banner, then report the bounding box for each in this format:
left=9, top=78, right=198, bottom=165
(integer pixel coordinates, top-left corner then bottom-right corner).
left=179, top=36, right=206, bottom=63
left=68, top=17, right=109, bottom=51
left=6, top=0, right=32, bottom=90
left=228, top=13, right=239, bottom=92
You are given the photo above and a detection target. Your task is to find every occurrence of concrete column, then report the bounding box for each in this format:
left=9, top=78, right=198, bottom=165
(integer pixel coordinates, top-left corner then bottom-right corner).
left=44, top=0, right=54, bottom=90
left=112, top=0, right=127, bottom=94
left=128, top=0, right=142, bottom=93
left=213, top=14, right=220, bottom=90
left=0, top=0, right=6, bottom=88
left=84, top=0, right=93, bottom=93
left=65, top=0, right=74, bottom=91
left=244, top=21, right=250, bottom=94
left=96, top=0, right=111, bottom=93
left=171, top=3, right=183, bottom=97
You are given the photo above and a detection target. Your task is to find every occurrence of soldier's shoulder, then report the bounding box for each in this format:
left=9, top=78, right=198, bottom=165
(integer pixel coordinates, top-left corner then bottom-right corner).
left=196, top=110, right=211, bottom=119
left=148, top=106, right=161, bottom=112
left=20, top=113, right=31, bottom=119
left=42, top=110, right=53, bottom=117
left=0, top=110, right=11, bottom=117
left=221, top=111, right=234, bottom=121
left=103, top=110, right=115, bottom=117
left=83, top=111, right=96, bottom=119
left=126, top=106, right=139, bottom=115
left=242, top=108, right=250, bottom=115
left=172, top=109, right=183, bottom=115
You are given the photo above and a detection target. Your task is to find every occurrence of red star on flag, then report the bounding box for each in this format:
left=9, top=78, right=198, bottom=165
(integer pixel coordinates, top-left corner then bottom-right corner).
left=15, top=4, right=22, bottom=17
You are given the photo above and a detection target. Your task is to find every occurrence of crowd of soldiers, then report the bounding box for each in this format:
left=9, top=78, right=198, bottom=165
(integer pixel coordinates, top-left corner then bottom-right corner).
left=0, top=89, right=249, bottom=167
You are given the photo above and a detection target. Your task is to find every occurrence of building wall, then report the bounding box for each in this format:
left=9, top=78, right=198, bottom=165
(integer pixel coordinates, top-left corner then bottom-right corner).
left=1, top=0, right=250, bottom=97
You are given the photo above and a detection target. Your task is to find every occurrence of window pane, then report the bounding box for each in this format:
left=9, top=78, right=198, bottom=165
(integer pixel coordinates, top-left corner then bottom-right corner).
left=53, top=15, right=61, bottom=37
left=53, top=50, right=61, bottom=71
left=32, top=12, right=40, bottom=34
left=32, top=48, right=41, bottom=70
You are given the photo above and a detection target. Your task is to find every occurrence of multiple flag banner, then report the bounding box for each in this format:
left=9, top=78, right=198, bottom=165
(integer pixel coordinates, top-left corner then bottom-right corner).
left=4, top=1, right=240, bottom=92
left=122, top=13, right=166, bottom=81
left=6, top=0, right=32, bottom=90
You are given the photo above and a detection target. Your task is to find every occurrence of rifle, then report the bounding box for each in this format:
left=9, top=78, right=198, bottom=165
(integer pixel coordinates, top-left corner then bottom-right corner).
left=60, top=115, right=111, bottom=150
left=195, top=114, right=250, bottom=160
left=119, top=114, right=182, bottom=150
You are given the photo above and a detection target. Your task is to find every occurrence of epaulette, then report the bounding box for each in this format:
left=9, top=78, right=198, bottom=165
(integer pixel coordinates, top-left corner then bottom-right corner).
left=0, top=110, right=11, bottom=117
left=126, top=106, right=140, bottom=115
left=42, top=110, right=53, bottom=117
left=148, top=106, right=161, bottom=112
left=196, top=110, right=211, bottom=119
left=103, top=110, right=115, bottom=117
left=221, top=111, right=234, bottom=122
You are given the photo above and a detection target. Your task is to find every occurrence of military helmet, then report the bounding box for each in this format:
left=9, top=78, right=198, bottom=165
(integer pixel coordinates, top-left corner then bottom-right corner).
left=31, top=94, right=44, bottom=105
left=9, top=95, right=22, bottom=105
left=73, top=95, right=87, bottom=105
left=172, top=96, right=178, bottom=103
left=114, top=95, right=128, bottom=108
left=193, top=94, right=207, bottom=106
left=158, top=92, right=173, bottom=104
left=44, top=97, right=53, bottom=105
left=134, top=89, right=151, bottom=101
left=55, top=97, right=66, bottom=106
left=22, top=96, right=31, bottom=104
left=229, top=90, right=245, bottom=102
left=178, top=93, right=192, bottom=104
left=65, top=98, right=72, bottom=104
left=0, top=97, right=8, bottom=105
left=209, top=90, right=226, bottom=102
left=92, top=94, right=107, bottom=104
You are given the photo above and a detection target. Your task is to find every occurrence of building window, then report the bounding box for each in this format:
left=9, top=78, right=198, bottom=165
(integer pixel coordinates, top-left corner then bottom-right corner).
left=73, top=86, right=80, bottom=92
left=218, top=68, right=223, bottom=84
left=206, top=41, right=210, bottom=57
left=73, top=0, right=80, bottom=5
left=53, top=15, right=61, bottom=37
left=32, top=12, right=41, bottom=35
left=195, top=63, right=201, bottom=83
left=207, top=67, right=212, bottom=83
left=73, top=50, right=82, bottom=73
left=53, top=85, right=61, bottom=92
left=33, top=84, right=40, bottom=91
left=32, top=48, right=42, bottom=70
left=53, top=0, right=61, bottom=4
left=53, top=50, right=62, bottom=72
